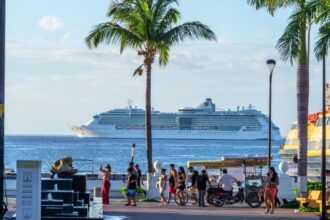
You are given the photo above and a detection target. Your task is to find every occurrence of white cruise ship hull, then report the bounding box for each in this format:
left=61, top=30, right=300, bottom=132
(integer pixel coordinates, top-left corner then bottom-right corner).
left=69, top=125, right=282, bottom=140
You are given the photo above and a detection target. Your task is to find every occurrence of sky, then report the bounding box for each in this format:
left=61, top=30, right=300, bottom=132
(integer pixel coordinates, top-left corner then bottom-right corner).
left=4, top=0, right=328, bottom=136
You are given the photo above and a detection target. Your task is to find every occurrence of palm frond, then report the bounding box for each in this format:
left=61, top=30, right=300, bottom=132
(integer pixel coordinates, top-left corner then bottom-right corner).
left=247, top=0, right=293, bottom=16
left=85, top=22, right=143, bottom=51
left=276, top=8, right=305, bottom=64
left=315, top=23, right=330, bottom=60
left=159, top=21, right=216, bottom=46
left=157, top=43, right=170, bottom=66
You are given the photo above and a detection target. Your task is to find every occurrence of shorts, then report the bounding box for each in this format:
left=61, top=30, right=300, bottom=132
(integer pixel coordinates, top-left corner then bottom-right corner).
left=126, top=189, right=136, bottom=197
left=265, top=187, right=276, bottom=197
left=169, top=185, right=176, bottom=194
left=189, top=187, right=197, bottom=193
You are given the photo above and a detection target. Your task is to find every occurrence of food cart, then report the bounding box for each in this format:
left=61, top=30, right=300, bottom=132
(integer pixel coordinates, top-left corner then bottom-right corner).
left=187, top=156, right=268, bottom=207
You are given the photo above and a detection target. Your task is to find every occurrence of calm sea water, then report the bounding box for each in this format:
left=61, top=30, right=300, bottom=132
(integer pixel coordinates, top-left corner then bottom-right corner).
left=5, top=136, right=284, bottom=173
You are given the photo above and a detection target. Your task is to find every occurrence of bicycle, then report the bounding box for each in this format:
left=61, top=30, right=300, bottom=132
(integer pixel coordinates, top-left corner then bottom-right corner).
left=175, top=188, right=189, bottom=205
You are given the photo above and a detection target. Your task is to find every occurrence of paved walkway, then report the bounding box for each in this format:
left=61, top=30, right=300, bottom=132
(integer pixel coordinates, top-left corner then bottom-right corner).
left=103, top=201, right=320, bottom=220
left=4, top=198, right=321, bottom=220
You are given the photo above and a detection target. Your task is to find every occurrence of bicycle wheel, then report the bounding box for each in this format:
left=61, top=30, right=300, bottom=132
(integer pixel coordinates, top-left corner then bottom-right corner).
left=246, top=192, right=262, bottom=208
left=211, top=194, right=225, bottom=207
left=175, top=191, right=188, bottom=205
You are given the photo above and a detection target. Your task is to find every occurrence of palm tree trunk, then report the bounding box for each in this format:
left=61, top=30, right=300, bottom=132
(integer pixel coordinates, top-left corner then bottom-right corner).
left=145, top=62, right=153, bottom=173
left=297, top=13, right=309, bottom=195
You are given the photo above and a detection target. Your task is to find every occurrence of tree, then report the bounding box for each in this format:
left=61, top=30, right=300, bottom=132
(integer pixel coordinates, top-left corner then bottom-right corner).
left=85, top=0, right=216, bottom=193
left=248, top=0, right=313, bottom=194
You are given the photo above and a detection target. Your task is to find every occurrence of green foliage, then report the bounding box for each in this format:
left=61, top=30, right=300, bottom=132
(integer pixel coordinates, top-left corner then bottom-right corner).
left=299, top=206, right=320, bottom=212
left=307, top=181, right=322, bottom=191
left=120, top=186, right=146, bottom=198
left=293, top=186, right=298, bottom=198
left=280, top=199, right=299, bottom=209
left=85, top=0, right=216, bottom=67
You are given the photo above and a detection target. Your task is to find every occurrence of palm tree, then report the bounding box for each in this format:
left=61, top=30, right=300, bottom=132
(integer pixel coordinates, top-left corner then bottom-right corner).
left=248, top=0, right=313, bottom=194
left=85, top=0, right=216, bottom=193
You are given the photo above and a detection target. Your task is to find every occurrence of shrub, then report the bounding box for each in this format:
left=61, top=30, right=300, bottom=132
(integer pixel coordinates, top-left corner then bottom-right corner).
left=307, top=181, right=322, bottom=191
left=281, top=199, right=299, bottom=209
left=120, top=186, right=146, bottom=199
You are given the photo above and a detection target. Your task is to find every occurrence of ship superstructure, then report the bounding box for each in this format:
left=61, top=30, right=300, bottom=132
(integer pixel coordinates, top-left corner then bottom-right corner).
left=70, top=98, right=281, bottom=140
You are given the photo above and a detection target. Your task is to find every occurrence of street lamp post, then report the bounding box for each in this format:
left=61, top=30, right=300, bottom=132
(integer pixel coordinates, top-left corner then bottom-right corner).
left=267, top=59, right=276, bottom=169
left=0, top=0, right=5, bottom=216
left=321, top=56, right=327, bottom=220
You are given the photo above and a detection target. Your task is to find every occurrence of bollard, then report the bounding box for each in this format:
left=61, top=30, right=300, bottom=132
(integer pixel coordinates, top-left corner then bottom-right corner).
left=93, top=187, right=102, bottom=198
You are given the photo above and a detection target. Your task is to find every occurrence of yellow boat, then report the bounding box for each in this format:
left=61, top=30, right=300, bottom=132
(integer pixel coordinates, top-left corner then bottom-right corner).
left=279, top=84, right=330, bottom=176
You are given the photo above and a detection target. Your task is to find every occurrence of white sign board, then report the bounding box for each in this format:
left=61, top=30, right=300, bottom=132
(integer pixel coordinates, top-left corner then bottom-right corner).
left=16, top=160, right=41, bottom=220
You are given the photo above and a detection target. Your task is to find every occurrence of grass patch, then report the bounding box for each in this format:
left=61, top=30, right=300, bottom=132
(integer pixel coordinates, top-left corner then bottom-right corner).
left=299, top=206, right=319, bottom=213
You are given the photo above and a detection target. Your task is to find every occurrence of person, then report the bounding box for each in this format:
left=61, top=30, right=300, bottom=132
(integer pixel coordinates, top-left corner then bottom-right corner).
left=158, top=168, right=168, bottom=205
left=129, top=162, right=135, bottom=171
left=217, top=169, right=237, bottom=193
left=125, top=167, right=137, bottom=207
left=134, top=164, right=144, bottom=187
left=99, top=164, right=111, bottom=205
left=197, top=170, right=211, bottom=207
left=264, top=167, right=279, bottom=214
left=177, top=167, right=187, bottom=205
left=188, top=167, right=198, bottom=205
left=168, top=164, right=178, bottom=204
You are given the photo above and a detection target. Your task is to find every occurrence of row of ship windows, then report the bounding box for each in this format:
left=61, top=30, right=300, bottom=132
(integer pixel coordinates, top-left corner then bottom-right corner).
left=115, top=125, right=245, bottom=131
left=285, top=139, right=330, bottom=150
left=316, top=118, right=330, bottom=127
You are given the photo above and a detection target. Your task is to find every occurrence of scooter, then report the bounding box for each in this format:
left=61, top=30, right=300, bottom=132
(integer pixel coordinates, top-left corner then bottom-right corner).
left=210, top=181, right=244, bottom=207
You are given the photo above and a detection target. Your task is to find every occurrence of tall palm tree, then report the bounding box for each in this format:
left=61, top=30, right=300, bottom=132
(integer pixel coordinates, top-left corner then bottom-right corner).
left=85, top=0, right=216, bottom=191
left=248, top=0, right=313, bottom=194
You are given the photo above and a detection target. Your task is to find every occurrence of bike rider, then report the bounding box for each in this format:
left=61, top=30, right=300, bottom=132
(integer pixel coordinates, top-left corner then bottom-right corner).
left=217, top=169, right=237, bottom=195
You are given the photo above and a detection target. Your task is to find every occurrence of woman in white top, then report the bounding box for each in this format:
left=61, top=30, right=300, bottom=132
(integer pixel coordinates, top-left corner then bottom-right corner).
left=159, top=169, right=168, bottom=205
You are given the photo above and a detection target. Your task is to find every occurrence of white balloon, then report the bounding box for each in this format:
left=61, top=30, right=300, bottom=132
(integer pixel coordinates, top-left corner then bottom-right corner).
left=279, top=161, right=289, bottom=174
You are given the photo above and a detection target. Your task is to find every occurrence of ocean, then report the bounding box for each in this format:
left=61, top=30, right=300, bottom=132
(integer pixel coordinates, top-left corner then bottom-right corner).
left=5, top=136, right=284, bottom=173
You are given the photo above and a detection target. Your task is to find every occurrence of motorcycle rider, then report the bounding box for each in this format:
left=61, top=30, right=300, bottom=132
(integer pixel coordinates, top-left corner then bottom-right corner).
left=217, top=168, right=237, bottom=194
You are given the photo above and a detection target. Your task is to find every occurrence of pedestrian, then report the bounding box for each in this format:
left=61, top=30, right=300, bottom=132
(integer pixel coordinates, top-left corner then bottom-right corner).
left=168, top=164, right=178, bottom=204
left=197, top=170, right=211, bottom=207
left=134, top=164, right=144, bottom=187
left=188, top=166, right=198, bottom=205
left=99, top=164, right=111, bottom=205
left=177, top=167, right=187, bottom=205
left=158, top=168, right=168, bottom=205
left=125, top=167, right=137, bottom=207
left=264, top=167, right=279, bottom=214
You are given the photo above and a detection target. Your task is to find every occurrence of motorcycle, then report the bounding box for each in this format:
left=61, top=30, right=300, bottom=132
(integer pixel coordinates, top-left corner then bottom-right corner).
left=210, top=182, right=244, bottom=207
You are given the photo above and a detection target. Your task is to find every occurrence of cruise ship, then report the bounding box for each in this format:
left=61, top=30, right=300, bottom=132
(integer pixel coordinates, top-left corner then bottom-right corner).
left=70, top=98, right=281, bottom=140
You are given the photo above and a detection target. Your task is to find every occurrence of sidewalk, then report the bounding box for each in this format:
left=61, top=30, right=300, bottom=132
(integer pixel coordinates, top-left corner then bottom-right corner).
left=4, top=198, right=320, bottom=220
left=103, top=201, right=320, bottom=220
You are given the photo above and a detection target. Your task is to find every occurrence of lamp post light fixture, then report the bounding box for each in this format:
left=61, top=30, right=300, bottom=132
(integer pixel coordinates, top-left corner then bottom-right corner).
left=266, top=59, right=276, bottom=169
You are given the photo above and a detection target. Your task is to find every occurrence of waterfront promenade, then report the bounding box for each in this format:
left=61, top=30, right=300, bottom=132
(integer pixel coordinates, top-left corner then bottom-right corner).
left=5, top=198, right=319, bottom=220
left=102, top=202, right=319, bottom=220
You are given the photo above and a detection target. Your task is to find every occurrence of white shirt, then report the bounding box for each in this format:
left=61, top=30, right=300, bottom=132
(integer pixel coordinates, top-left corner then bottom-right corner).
left=218, top=173, right=234, bottom=191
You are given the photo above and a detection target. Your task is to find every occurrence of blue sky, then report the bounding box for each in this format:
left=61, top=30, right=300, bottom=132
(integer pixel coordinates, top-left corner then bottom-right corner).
left=5, top=0, right=326, bottom=135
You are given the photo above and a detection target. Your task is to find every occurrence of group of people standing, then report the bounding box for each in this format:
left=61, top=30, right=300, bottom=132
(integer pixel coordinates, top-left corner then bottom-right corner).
left=157, top=164, right=211, bottom=207
left=99, top=162, right=143, bottom=206
left=99, top=162, right=280, bottom=214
